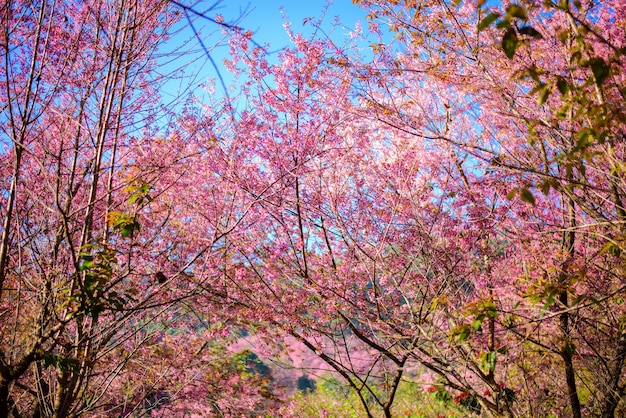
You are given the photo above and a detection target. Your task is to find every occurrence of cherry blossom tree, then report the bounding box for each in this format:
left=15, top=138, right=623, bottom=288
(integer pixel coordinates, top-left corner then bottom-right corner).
left=203, top=1, right=626, bottom=417
left=347, top=0, right=626, bottom=416
left=0, top=0, right=273, bottom=416
left=212, top=23, right=499, bottom=418
left=3, top=0, right=624, bottom=416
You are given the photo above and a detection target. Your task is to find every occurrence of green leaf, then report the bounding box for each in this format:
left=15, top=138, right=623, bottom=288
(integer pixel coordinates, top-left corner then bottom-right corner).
left=84, top=273, right=98, bottom=291
left=525, top=67, right=540, bottom=82
left=43, top=352, right=58, bottom=368
left=538, top=179, right=555, bottom=195
left=485, top=302, right=498, bottom=319
left=556, top=77, right=570, bottom=95
left=599, top=241, right=621, bottom=257
left=478, top=12, right=500, bottom=31
left=562, top=342, right=576, bottom=356
left=506, top=4, right=527, bottom=20
left=484, top=351, right=497, bottom=373
left=79, top=259, right=94, bottom=272
left=503, top=315, right=516, bottom=329
left=587, top=57, right=610, bottom=86
left=502, top=28, right=518, bottom=59
left=471, top=318, right=483, bottom=332
left=538, top=84, right=550, bottom=105
left=451, top=324, right=471, bottom=342
left=518, top=26, right=542, bottom=38
left=128, top=193, right=142, bottom=205
left=520, top=188, right=536, bottom=205
left=43, top=353, right=79, bottom=371
left=543, top=292, right=556, bottom=309
left=125, top=182, right=153, bottom=206
left=496, top=19, right=511, bottom=29
left=571, top=294, right=584, bottom=306
left=506, top=188, right=518, bottom=200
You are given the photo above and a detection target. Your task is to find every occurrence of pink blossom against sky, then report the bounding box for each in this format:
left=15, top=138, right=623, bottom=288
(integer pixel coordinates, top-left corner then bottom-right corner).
left=159, top=0, right=367, bottom=106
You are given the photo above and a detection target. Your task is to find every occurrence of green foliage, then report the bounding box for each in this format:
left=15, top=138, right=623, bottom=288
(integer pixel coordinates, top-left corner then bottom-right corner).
left=431, top=385, right=452, bottom=404
left=297, top=375, right=317, bottom=393
left=290, top=375, right=475, bottom=417
left=71, top=182, right=155, bottom=321
left=467, top=298, right=498, bottom=333
left=599, top=241, right=622, bottom=257
left=124, top=181, right=153, bottom=206
left=107, top=182, right=153, bottom=237
left=584, top=57, right=610, bottom=87
left=290, top=376, right=365, bottom=418
left=450, top=323, right=471, bottom=342
left=501, top=28, right=518, bottom=59
left=107, top=212, right=140, bottom=237
left=43, top=352, right=80, bottom=372
left=505, top=187, right=536, bottom=205
left=478, top=13, right=500, bottom=31
left=76, top=242, right=118, bottom=321
left=479, top=3, right=541, bottom=60
left=479, top=351, right=497, bottom=374
left=231, top=349, right=272, bottom=378
left=519, top=188, right=536, bottom=205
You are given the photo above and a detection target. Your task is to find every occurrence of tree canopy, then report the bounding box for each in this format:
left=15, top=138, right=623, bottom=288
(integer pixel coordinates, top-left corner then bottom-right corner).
left=1, top=0, right=625, bottom=416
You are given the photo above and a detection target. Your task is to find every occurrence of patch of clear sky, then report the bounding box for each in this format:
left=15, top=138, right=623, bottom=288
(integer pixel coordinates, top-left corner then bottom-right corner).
left=157, top=0, right=368, bottom=110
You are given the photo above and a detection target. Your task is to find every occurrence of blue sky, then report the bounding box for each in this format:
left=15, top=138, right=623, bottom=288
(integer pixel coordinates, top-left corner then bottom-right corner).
left=215, top=0, right=365, bottom=47
left=159, top=1, right=367, bottom=106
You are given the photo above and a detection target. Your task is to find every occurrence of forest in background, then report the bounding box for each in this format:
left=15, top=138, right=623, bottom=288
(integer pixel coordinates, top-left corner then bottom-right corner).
left=1, top=0, right=625, bottom=416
